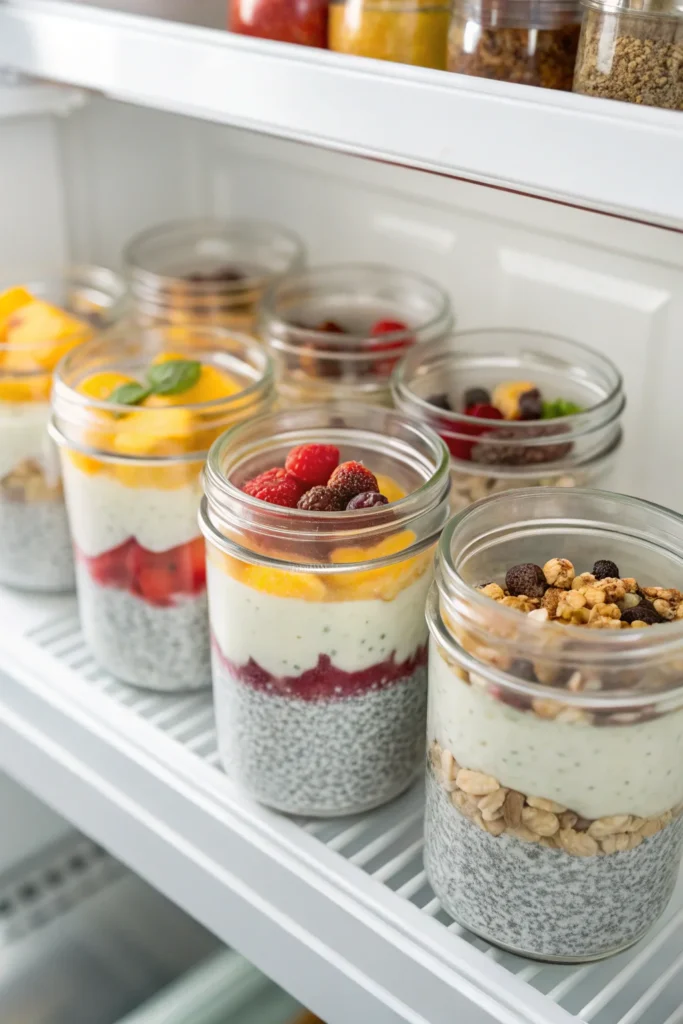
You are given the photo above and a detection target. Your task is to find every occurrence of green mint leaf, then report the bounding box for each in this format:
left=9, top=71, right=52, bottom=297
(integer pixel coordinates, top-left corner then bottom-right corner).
left=108, top=381, right=151, bottom=407
left=146, top=359, right=201, bottom=396
left=542, top=398, right=583, bottom=419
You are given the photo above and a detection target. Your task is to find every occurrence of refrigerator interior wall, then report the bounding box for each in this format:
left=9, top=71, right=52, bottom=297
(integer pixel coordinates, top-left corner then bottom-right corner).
left=0, top=773, right=71, bottom=873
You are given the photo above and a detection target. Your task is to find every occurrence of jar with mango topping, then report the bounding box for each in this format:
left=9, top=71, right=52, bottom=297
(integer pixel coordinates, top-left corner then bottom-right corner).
left=124, top=218, right=305, bottom=332
left=391, top=328, right=625, bottom=513
left=261, top=265, right=453, bottom=407
left=0, top=268, right=125, bottom=591
left=200, top=404, right=451, bottom=815
left=51, top=322, right=274, bottom=692
left=426, top=489, right=683, bottom=961
left=329, top=0, right=451, bottom=67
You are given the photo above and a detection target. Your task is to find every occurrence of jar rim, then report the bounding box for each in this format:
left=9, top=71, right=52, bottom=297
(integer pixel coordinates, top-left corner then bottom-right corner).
left=579, top=0, right=682, bottom=16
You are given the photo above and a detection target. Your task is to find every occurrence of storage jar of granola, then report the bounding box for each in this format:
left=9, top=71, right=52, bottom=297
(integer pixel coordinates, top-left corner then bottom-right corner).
left=391, top=328, right=624, bottom=513
left=426, top=487, right=683, bottom=961
left=124, top=218, right=305, bottom=331
left=448, top=0, right=582, bottom=89
left=574, top=0, right=682, bottom=109
left=200, top=404, right=451, bottom=815
left=0, top=268, right=125, bottom=591
left=261, top=265, right=453, bottom=407
left=329, top=0, right=451, bottom=67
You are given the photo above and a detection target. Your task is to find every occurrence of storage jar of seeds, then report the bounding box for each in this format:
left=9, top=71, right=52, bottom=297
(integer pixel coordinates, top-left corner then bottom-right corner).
left=448, top=0, right=583, bottom=89
left=574, top=0, right=682, bottom=110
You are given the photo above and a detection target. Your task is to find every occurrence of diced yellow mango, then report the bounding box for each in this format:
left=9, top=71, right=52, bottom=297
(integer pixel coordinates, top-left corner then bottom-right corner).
left=0, top=370, right=51, bottom=403
left=330, top=530, right=416, bottom=565
left=242, top=564, right=328, bottom=600
left=0, top=286, right=33, bottom=339
left=76, top=370, right=137, bottom=401
left=491, top=381, right=537, bottom=421
left=5, top=299, right=90, bottom=371
left=112, top=406, right=195, bottom=457
left=374, top=473, right=406, bottom=504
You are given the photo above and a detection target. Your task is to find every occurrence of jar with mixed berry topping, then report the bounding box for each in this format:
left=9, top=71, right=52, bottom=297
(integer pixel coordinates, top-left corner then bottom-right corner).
left=261, top=265, right=453, bottom=407
left=50, top=322, right=274, bottom=692
left=124, top=218, right=305, bottom=331
left=392, top=328, right=625, bottom=512
left=0, top=267, right=126, bottom=592
left=427, top=488, right=683, bottom=961
left=200, top=404, right=451, bottom=815
left=229, top=0, right=328, bottom=46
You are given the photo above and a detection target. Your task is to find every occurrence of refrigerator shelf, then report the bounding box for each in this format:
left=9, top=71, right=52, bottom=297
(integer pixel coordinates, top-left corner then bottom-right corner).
left=0, top=587, right=682, bottom=1024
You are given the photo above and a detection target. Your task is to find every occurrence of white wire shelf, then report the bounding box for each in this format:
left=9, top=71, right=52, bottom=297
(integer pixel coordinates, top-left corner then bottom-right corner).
left=1, top=586, right=683, bottom=1024
left=0, top=0, right=681, bottom=228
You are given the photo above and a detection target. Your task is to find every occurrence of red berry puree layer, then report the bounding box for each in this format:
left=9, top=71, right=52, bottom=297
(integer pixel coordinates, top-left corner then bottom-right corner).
left=76, top=536, right=206, bottom=608
left=211, top=638, right=427, bottom=701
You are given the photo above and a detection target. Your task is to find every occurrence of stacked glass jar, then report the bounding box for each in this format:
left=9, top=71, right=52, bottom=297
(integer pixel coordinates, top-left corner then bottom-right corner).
left=0, top=267, right=125, bottom=592
left=51, top=321, right=274, bottom=692
left=260, top=265, right=453, bottom=407
left=200, top=404, right=451, bottom=815
left=328, top=0, right=451, bottom=67
left=124, top=218, right=305, bottom=332
left=392, top=328, right=625, bottom=512
left=426, top=488, right=683, bottom=961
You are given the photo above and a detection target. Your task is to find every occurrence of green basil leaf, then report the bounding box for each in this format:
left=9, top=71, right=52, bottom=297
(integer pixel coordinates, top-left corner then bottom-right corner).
left=108, top=382, right=151, bottom=407
left=146, top=359, right=201, bottom=396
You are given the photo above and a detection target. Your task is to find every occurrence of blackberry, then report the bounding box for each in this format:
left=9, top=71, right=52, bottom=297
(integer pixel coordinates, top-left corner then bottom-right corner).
left=621, top=602, right=664, bottom=625
left=297, top=486, right=346, bottom=512
left=518, top=387, right=543, bottom=421
left=464, top=387, right=491, bottom=409
left=592, top=559, right=620, bottom=580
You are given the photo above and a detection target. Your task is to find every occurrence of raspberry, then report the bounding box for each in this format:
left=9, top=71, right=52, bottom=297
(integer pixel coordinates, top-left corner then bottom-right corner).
left=327, top=461, right=379, bottom=504
left=297, top=486, right=346, bottom=511
left=369, top=319, right=411, bottom=375
left=285, top=443, right=340, bottom=487
left=346, top=491, right=389, bottom=510
left=446, top=405, right=504, bottom=461
left=370, top=318, right=408, bottom=337
left=465, top=403, right=504, bottom=420
left=243, top=467, right=305, bottom=508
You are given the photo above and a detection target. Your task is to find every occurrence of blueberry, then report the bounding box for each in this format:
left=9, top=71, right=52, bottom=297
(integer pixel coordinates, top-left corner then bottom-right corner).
left=518, top=388, right=543, bottom=421
left=505, top=563, right=547, bottom=600
left=346, top=492, right=389, bottom=510
left=592, top=559, right=620, bottom=580
left=464, top=387, right=491, bottom=409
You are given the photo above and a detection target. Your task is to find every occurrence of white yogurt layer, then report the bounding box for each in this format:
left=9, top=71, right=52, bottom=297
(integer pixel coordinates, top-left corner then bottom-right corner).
left=428, top=638, right=683, bottom=821
left=0, top=401, right=57, bottom=481
left=61, top=459, right=203, bottom=556
left=208, top=562, right=433, bottom=676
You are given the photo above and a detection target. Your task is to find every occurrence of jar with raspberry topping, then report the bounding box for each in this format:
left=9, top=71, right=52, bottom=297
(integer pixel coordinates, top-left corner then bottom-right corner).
left=392, top=328, right=625, bottom=512
left=229, top=0, right=328, bottom=46
left=260, top=265, right=453, bottom=407
left=51, top=322, right=274, bottom=692
left=124, top=218, right=305, bottom=332
left=427, top=487, right=683, bottom=961
left=200, top=404, right=451, bottom=815
left=0, top=267, right=126, bottom=592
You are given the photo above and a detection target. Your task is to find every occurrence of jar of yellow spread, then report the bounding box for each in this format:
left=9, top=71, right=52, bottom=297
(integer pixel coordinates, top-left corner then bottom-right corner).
left=329, top=0, right=450, bottom=68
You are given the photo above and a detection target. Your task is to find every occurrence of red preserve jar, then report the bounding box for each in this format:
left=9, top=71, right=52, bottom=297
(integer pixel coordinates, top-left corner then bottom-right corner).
left=229, top=0, right=328, bottom=46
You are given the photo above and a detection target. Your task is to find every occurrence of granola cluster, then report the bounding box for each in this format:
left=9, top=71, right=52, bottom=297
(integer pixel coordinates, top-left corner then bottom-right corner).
left=0, top=458, right=63, bottom=503
left=479, top=557, right=683, bottom=630
left=429, top=741, right=679, bottom=857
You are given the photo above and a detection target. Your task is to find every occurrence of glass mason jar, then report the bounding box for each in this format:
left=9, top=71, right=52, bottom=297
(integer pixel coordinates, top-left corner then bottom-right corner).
left=261, top=265, right=453, bottom=407
left=426, top=488, right=683, bottom=961
left=200, top=404, right=451, bottom=815
left=391, top=329, right=624, bottom=513
left=448, top=0, right=582, bottom=89
left=574, top=0, right=682, bottom=110
left=328, top=0, right=451, bottom=67
left=51, top=322, right=274, bottom=692
left=229, top=0, right=328, bottom=45
left=124, top=218, right=305, bottom=331
left=0, top=267, right=126, bottom=592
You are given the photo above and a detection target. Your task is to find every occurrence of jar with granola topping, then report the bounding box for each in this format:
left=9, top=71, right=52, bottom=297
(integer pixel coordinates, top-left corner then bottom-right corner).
left=391, top=329, right=624, bottom=513
left=329, top=0, right=451, bottom=67
left=0, top=268, right=125, bottom=591
left=261, top=265, right=453, bottom=407
left=124, top=218, right=305, bottom=332
left=200, top=404, right=451, bottom=815
left=448, top=0, right=582, bottom=89
left=426, top=488, right=683, bottom=961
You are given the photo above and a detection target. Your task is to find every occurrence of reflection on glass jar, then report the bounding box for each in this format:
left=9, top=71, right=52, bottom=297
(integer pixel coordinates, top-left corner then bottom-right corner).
left=448, top=0, right=582, bottom=89
left=574, top=0, right=682, bottom=110
left=0, top=267, right=126, bottom=592
left=329, top=0, right=451, bottom=67
left=391, top=328, right=625, bottom=513
left=426, top=488, right=683, bottom=961
left=261, top=265, right=453, bottom=407
left=50, top=322, right=274, bottom=692
left=229, top=0, right=328, bottom=45
left=200, top=404, right=451, bottom=816
left=124, top=218, right=305, bottom=332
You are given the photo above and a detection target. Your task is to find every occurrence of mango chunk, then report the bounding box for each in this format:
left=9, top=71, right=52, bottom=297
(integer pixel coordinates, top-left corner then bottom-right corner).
left=243, top=564, right=328, bottom=600
left=5, top=299, right=90, bottom=371
left=76, top=371, right=137, bottom=401
left=0, top=286, right=33, bottom=338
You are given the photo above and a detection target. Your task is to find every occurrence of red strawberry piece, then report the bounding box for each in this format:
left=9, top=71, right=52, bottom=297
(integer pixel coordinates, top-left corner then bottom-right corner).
left=346, top=491, right=389, bottom=510
left=285, top=443, right=340, bottom=487
left=445, top=404, right=504, bottom=461
left=186, top=536, right=207, bottom=593
left=136, top=566, right=176, bottom=607
left=464, top=403, right=504, bottom=420
left=369, top=318, right=412, bottom=375
left=297, top=486, right=346, bottom=511
left=327, top=461, right=379, bottom=504
left=86, top=538, right=138, bottom=588
left=243, top=467, right=306, bottom=508
left=370, top=318, right=408, bottom=336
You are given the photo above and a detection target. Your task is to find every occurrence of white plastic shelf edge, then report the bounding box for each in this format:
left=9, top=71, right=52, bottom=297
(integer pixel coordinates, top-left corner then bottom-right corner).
left=0, top=0, right=681, bottom=227
left=0, top=79, right=86, bottom=118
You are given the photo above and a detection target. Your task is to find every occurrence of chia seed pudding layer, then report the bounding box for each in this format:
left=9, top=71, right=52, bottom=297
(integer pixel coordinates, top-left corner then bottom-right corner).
left=212, top=645, right=428, bottom=816
left=0, top=495, right=74, bottom=592
left=76, top=567, right=211, bottom=691
left=425, top=770, right=683, bottom=961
